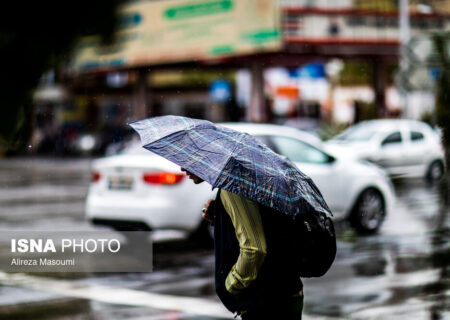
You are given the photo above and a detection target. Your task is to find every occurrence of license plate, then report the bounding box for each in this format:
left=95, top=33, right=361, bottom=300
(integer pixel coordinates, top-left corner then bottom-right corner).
left=108, top=176, right=134, bottom=190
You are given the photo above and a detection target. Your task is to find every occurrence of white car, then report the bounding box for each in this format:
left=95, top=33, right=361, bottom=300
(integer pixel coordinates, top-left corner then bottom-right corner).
left=86, top=123, right=395, bottom=235
left=325, top=119, right=445, bottom=180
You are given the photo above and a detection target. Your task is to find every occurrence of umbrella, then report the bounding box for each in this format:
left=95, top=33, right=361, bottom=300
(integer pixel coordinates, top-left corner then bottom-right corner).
left=129, top=115, right=332, bottom=218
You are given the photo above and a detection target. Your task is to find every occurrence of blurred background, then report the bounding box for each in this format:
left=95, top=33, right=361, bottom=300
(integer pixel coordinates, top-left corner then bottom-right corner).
left=0, top=0, right=449, bottom=319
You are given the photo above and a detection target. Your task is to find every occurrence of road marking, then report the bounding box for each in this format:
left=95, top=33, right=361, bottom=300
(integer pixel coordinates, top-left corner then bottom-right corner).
left=0, top=271, right=231, bottom=318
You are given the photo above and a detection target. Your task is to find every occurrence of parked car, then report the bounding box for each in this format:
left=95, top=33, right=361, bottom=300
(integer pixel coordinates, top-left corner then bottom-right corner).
left=86, top=123, right=394, bottom=235
left=325, top=119, right=445, bottom=181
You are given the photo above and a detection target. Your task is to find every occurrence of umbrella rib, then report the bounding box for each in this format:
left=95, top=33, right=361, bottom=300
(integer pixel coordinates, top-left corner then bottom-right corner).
left=211, top=132, right=246, bottom=188
left=143, top=131, right=224, bottom=181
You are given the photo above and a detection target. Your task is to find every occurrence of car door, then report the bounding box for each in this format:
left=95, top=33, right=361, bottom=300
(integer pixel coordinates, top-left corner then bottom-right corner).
left=263, top=135, right=341, bottom=212
left=402, top=125, right=432, bottom=173
left=374, top=130, right=406, bottom=175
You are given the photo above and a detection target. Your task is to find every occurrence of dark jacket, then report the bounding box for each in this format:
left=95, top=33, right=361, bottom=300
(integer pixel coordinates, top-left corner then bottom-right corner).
left=213, top=190, right=303, bottom=313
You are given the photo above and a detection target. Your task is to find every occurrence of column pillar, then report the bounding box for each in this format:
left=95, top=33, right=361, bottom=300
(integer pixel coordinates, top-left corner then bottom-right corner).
left=247, top=63, right=267, bottom=123
left=372, top=58, right=387, bottom=117
left=133, top=69, right=149, bottom=120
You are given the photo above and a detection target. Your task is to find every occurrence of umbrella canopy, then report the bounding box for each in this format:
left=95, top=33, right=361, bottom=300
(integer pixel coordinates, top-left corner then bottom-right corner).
left=130, top=115, right=332, bottom=218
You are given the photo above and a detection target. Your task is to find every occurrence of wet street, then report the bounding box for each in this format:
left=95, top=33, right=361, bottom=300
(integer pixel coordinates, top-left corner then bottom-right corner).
left=0, top=158, right=448, bottom=320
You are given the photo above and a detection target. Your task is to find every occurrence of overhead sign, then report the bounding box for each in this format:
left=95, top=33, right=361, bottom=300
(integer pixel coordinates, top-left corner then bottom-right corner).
left=73, top=0, right=281, bottom=72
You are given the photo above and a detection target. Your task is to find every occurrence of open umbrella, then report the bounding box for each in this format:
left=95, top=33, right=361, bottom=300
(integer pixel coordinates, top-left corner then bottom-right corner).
left=129, top=115, right=332, bottom=218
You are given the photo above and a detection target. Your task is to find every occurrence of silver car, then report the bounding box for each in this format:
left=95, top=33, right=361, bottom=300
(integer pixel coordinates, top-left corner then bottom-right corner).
left=223, top=123, right=395, bottom=234
left=325, top=119, right=445, bottom=180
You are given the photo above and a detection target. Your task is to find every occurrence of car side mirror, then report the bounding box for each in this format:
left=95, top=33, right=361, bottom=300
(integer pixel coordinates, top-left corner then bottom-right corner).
left=327, top=155, right=336, bottom=164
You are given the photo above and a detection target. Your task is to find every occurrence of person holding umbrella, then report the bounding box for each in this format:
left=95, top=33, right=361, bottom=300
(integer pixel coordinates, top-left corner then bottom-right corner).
left=130, top=116, right=334, bottom=319
left=183, top=168, right=303, bottom=319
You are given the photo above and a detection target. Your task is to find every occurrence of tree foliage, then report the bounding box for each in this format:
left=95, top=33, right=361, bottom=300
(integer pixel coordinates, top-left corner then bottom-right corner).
left=432, top=32, right=450, bottom=216
left=433, top=33, right=450, bottom=152
left=0, top=0, right=123, bottom=152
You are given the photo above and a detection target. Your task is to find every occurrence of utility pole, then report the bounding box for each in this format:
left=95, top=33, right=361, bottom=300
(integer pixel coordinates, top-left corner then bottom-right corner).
left=399, top=0, right=410, bottom=118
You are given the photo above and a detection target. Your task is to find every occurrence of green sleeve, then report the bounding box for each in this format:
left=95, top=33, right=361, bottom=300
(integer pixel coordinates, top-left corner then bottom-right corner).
left=220, top=190, right=267, bottom=295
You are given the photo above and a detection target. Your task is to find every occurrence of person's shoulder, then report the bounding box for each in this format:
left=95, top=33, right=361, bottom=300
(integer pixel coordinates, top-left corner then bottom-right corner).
left=219, top=189, right=232, bottom=204
left=221, top=189, right=242, bottom=201
left=221, top=190, right=257, bottom=206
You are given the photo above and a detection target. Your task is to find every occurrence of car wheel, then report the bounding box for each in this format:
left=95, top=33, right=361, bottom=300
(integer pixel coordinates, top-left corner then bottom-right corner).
left=350, top=188, right=385, bottom=234
left=427, top=160, right=444, bottom=182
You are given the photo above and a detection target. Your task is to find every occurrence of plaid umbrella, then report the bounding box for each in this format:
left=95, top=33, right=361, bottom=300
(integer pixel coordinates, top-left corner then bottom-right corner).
left=130, top=115, right=332, bottom=218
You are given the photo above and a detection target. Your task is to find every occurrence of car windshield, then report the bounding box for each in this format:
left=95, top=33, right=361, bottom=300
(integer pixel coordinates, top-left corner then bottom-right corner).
left=334, top=125, right=378, bottom=142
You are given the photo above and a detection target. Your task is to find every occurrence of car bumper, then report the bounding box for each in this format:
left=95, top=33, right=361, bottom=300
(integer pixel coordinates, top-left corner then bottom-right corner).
left=86, top=195, right=201, bottom=231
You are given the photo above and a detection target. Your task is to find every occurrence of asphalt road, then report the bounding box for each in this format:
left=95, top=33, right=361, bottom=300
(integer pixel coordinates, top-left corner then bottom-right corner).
left=0, top=158, right=448, bottom=320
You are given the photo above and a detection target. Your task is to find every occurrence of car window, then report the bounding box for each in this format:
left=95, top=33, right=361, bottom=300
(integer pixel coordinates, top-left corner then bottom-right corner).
left=268, top=136, right=329, bottom=164
left=410, top=131, right=424, bottom=142
left=381, top=132, right=402, bottom=146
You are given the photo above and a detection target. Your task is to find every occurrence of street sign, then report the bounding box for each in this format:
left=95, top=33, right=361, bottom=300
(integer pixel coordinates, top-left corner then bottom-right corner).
left=404, top=35, right=442, bottom=67
left=397, top=34, right=449, bottom=91
left=395, top=64, right=437, bottom=91
left=209, top=80, right=231, bottom=102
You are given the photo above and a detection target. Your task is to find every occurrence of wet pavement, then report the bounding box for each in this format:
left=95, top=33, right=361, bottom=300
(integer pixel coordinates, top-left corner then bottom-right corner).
left=0, top=158, right=448, bottom=319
